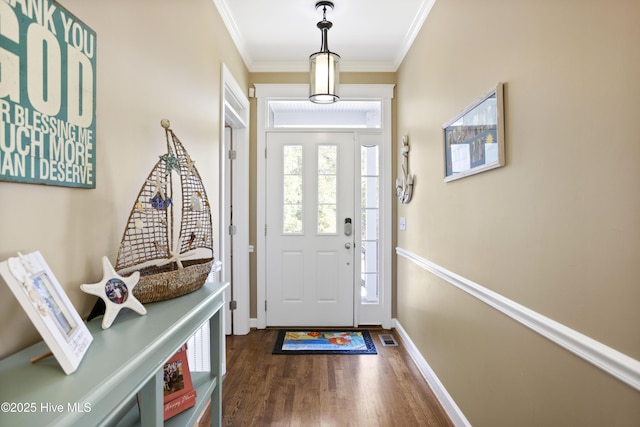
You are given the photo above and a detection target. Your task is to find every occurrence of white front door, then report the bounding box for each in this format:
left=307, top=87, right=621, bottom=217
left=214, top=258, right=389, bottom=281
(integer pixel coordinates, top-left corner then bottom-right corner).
left=265, top=132, right=355, bottom=326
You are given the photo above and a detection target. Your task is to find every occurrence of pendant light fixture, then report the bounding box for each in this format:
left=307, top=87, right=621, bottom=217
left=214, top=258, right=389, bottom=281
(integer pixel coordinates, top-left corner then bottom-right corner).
left=309, top=1, right=340, bottom=104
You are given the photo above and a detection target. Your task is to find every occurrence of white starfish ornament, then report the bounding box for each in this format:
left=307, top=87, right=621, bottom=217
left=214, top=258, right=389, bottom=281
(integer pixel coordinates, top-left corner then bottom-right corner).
left=146, top=174, right=168, bottom=200
left=185, top=155, right=197, bottom=178
left=80, top=257, right=147, bottom=329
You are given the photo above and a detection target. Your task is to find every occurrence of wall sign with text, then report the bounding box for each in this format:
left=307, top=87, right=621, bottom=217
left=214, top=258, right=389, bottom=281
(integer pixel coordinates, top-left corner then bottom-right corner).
left=0, top=0, right=97, bottom=188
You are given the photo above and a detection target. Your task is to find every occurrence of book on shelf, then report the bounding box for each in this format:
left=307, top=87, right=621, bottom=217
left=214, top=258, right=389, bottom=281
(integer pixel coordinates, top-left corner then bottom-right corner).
left=163, top=344, right=196, bottom=420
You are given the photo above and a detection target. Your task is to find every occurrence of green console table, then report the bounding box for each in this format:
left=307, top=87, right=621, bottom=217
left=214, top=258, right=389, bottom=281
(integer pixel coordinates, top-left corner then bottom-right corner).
left=0, top=280, right=229, bottom=427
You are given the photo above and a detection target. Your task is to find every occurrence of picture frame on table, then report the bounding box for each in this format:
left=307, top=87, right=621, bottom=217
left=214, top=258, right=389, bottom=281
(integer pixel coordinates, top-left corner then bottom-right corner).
left=443, top=82, right=505, bottom=182
left=0, top=251, right=93, bottom=374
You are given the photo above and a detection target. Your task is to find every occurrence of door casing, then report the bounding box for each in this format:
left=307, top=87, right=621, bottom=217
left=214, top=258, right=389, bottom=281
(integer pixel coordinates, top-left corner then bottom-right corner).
left=255, top=84, right=394, bottom=329
left=220, top=64, right=250, bottom=335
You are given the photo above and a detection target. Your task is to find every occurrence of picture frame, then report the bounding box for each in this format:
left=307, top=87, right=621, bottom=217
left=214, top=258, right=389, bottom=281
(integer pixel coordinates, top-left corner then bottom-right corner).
left=0, top=251, right=93, bottom=374
left=443, top=83, right=505, bottom=182
left=163, top=344, right=196, bottom=420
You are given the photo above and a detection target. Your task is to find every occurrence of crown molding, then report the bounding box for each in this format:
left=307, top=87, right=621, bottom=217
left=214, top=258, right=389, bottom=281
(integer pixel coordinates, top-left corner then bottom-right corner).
left=249, top=60, right=398, bottom=73
left=213, top=0, right=436, bottom=74
left=212, top=0, right=253, bottom=70
left=253, top=83, right=394, bottom=100
left=392, top=0, right=436, bottom=69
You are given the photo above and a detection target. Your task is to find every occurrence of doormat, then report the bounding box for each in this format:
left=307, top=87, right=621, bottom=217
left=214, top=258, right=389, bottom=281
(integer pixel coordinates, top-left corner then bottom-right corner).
left=272, top=330, right=377, bottom=355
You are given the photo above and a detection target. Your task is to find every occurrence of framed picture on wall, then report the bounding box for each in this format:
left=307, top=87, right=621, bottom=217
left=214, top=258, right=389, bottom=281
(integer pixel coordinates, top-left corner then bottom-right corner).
left=0, top=251, right=93, bottom=374
left=0, top=0, right=97, bottom=188
left=443, top=83, right=505, bottom=182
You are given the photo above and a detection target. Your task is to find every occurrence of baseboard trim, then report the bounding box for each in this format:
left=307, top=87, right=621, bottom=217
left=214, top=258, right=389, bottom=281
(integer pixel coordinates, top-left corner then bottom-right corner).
left=393, top=319, right=472, bottom=427
left=396, top=247, right=640, bottom=392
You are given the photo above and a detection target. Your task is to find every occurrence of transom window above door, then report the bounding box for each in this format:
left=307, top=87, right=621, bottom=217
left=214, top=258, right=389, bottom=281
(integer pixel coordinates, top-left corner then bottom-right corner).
left=256, top=83, right=394, bottom=329
left=268, top=101, right=381, bottom=129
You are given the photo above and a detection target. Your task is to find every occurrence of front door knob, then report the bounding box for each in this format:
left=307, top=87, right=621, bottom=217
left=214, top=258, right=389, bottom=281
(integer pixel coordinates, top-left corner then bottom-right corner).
left=345, top=243, right=352, bottom=249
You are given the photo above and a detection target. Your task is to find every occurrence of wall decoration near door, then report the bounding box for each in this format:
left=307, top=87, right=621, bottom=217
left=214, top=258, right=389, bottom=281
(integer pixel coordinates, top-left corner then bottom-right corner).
left=0, top=0, right=97, bottom=188
left=272, top=330, right=377, bottom=355
left=443, top=83, right=505, bottom=182
left=395, top=135, right=414, bottom=203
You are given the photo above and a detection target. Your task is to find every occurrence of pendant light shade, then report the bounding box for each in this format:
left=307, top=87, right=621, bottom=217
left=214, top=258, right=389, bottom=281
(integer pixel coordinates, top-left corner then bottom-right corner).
left=309, top=1, right=340, bottom=104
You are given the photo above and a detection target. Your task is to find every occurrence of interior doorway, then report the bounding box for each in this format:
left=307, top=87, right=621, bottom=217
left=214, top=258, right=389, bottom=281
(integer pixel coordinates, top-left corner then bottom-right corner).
left=255, top=84, right=394, bottom=329
left=220, top=64, right=250, bottom=335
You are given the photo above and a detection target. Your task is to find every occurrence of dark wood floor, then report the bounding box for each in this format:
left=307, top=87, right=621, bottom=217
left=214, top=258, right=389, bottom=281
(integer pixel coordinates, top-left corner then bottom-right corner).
left=222, top=328, right=453, bottom=427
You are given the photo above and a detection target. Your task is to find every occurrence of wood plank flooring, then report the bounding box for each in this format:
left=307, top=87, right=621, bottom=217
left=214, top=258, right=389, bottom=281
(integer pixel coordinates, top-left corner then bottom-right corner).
left=222, top=329, right=453, bottom=427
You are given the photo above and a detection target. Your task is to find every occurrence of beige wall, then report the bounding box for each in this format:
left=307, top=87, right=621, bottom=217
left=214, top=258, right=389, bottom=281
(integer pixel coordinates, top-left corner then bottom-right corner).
left=2, top=0, right=637, bottom=423
left=0, top=0, right=248, bottom=358
left=396, top=0, right=640, bottom=426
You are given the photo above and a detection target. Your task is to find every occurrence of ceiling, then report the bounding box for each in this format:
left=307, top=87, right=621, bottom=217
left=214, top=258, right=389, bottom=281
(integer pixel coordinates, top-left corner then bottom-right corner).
left=212, top=0, right=436, bottom=73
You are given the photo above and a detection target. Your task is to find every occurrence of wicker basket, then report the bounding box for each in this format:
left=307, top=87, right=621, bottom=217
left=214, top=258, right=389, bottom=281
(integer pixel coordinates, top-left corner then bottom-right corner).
left=128, top=258, right=214, bottom=303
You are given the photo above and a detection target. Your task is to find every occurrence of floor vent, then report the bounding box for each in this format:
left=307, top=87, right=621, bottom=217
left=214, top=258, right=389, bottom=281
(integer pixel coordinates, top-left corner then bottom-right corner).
left=379, top=334, right=398, bottom=347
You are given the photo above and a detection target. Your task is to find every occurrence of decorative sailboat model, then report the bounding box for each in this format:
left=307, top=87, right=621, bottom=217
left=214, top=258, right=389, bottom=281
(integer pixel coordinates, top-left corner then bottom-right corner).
left=114, top=119, right=214, bottom=303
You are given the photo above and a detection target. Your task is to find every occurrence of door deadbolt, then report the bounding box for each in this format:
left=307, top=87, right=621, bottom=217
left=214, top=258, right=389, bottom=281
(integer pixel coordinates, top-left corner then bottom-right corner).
left=345, top=243, right=352, bottom=249
left=344, top=218, right=352, bottom=236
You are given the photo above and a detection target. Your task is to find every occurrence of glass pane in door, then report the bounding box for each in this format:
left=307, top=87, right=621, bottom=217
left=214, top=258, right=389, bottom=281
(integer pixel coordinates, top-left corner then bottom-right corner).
left=283, top=145, right=303, bottom=234
left=361, top=145, right=379, bottom=303
left=317, top=145, right=337, bottom=234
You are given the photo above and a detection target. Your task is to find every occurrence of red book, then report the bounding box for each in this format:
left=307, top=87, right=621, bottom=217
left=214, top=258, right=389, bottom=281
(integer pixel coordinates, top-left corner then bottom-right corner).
left=163, top=344, right=196, bottom=420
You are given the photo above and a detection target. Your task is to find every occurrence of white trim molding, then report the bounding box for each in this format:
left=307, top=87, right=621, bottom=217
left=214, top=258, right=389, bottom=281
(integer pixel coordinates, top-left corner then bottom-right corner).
left=220, top=63, right=251, bottom=335
left=212, top=0, right=436, bottom=73
left=254, top=83, right=395, bottom=100
left=392, top=0, right=436, bottom=70
left=393, top=319, right=471, bottom=427
left=396, top=247, right=640, bottom=392
left=212, top=0, right=253, bottom=70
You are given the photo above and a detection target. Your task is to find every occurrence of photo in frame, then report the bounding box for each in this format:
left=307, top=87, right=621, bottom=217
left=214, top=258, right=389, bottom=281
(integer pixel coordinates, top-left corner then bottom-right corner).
left=0, top=251, right=93, bottom=374
left=163, top=344, right=196, bottom=420
left=443, top=83, right=505, bottom=182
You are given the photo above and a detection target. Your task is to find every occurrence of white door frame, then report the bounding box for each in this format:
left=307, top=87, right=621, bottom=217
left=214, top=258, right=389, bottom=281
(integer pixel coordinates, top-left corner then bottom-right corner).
left=220, top=63, right=250, bottom=335
left=255, top=83, right=394, bottom=329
